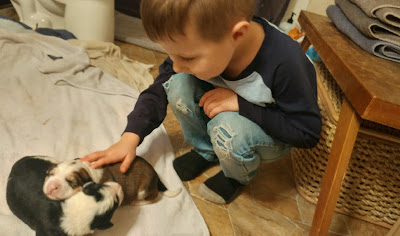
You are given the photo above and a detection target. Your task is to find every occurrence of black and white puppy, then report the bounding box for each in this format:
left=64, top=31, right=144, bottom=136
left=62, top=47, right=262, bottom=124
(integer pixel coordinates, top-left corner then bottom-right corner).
left=6, top=156, right=124, bottom=236
left=43, top=156, right=181, bottom=206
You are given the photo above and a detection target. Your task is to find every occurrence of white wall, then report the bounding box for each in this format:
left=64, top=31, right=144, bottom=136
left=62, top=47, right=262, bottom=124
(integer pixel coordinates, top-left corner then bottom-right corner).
left=281, top=0, right=310, bottom=28
left=307, top=0, right=334, bottom=16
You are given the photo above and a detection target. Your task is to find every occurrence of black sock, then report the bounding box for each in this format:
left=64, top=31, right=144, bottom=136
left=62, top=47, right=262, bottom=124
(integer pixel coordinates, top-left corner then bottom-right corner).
left=173, top=150, right=215, bottom=181
left=198, top=171, right=243, bottom=204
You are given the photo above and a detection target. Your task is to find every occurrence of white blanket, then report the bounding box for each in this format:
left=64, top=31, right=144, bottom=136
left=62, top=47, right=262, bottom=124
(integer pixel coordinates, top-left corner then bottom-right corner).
left=0, top=29, right=209, bottom=236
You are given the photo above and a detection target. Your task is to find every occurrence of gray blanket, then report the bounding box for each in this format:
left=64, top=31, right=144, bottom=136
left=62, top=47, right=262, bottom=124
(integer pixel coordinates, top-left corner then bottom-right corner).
left=349, top=0, right=400, bottom=28
left=336, top=0, right=400, bottom=46
left=0, top=29, right=209, bottom=236
left=327, top=5, right=400, bottom=63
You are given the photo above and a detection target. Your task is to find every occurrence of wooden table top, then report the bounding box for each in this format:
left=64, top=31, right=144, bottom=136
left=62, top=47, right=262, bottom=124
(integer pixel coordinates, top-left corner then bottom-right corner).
left=298, top=11, right=400, bottom=130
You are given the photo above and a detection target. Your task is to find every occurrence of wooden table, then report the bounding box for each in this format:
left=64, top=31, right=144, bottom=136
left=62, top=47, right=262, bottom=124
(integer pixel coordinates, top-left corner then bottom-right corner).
left=298, top=11, right=400, bottom=235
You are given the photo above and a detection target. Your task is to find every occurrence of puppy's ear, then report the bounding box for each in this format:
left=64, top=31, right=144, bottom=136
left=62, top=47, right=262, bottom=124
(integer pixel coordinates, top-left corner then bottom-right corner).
left=82, top=182, right=97, bottom=195
left=90, top=209, right=115, bottom=230
left=92, top=220, right=113, bottom=230
left=83, top=182, right=103, bottom=201
left=71, top=168, right=93, bottom=187
left=46, top=163, right=57, bottom=175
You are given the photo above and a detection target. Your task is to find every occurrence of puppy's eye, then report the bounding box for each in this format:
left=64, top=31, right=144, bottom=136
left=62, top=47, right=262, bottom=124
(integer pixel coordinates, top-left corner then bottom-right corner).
left=66, top=176, right=80, bottom=188
left=66, top=179, right=79, bottom=189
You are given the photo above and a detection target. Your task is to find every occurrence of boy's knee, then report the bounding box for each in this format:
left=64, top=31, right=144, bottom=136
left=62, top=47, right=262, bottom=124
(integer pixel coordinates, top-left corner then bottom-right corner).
left=207, top=112, right=241, bottom=135
left=209, top=122, right=236, bottom=161
left=163, top=73, right=197, bottom=106
left=163, top=73, right=196, bottom=94
left=207, top=113, right=245, bottom=159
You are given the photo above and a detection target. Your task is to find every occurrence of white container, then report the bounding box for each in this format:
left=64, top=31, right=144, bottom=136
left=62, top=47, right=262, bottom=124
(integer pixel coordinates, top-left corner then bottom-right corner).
left=58, top=0, right=115, bottom=42
left=279, top=12, right=295, bottom=34
left=11, top=0, right=115, bottom=42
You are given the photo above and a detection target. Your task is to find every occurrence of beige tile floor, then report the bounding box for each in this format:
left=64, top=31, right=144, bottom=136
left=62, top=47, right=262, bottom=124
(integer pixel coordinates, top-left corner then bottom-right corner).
left=0, top=7, right=390, bottom=236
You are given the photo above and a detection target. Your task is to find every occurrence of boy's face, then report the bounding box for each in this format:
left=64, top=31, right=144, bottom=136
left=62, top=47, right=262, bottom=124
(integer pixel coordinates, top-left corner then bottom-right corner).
left=158, top=23, right=236, bottom=80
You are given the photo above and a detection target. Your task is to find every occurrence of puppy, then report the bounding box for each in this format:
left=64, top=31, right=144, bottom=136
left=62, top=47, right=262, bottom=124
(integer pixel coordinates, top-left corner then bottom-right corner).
left=6, top=156, right=123, bottom=236
left=43, top=156, right=181, bottom=205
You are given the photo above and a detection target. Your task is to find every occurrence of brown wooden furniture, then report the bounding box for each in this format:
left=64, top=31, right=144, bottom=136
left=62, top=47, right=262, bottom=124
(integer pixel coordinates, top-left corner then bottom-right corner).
left=298, top=11, right=400, bottom=235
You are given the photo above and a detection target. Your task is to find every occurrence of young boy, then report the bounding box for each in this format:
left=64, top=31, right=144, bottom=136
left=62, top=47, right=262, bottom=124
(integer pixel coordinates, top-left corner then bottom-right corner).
left=82, top=0, right=321, bottom=204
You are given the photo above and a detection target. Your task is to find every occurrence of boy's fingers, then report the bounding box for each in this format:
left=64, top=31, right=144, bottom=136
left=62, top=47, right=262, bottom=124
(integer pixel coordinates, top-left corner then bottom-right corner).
left=199, top=90, right=212, bottom=107
left=199, top=96, right=205, bottom=107
left=209, top=106, right=223, bottom=119
left=90, top=161, right=101, bottom=169
left=120, top=155, right=135, bottom=173
left=80, top=151, right=104, bottom=162
left=90, top=157, right=110, bottom=169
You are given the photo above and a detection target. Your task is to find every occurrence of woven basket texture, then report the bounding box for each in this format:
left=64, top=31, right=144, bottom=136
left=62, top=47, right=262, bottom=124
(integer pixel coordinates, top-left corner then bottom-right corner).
left=291, top=62, right=400, bottom=227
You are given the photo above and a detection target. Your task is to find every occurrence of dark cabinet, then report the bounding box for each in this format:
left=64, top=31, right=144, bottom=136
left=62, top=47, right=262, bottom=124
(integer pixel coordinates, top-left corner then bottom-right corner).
left=116, top=0, right=142, bottom=18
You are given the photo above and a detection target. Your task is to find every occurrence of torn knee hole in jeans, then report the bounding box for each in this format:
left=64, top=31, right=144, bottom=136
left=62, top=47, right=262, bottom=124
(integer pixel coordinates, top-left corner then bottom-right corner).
left=213, top=125, right=235, bottom=159
left=176, top=98, right=191, bottom=115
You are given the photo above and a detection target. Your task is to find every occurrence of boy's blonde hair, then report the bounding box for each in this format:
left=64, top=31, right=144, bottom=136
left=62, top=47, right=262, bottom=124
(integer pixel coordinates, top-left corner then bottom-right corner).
left=140, top=0, right=255, bottom=42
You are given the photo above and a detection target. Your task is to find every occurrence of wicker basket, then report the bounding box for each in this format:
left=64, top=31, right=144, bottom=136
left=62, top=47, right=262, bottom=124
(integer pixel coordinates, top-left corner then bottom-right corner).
left=291, top=62, right=400, bottom=228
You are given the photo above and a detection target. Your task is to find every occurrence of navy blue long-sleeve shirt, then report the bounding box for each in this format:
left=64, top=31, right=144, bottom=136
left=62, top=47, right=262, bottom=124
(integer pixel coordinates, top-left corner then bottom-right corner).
left=124, top=17, right=321, bottom=148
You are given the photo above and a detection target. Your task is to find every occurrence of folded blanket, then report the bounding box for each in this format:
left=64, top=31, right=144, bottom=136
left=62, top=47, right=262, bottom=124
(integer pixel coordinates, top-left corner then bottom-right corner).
left=349, top=0, right=400, bottom=28
left=327, top=5, right=400, bottom=63
left=375, top=7, right=400, bottom=29
left=336, top=0, right=400, bottom=46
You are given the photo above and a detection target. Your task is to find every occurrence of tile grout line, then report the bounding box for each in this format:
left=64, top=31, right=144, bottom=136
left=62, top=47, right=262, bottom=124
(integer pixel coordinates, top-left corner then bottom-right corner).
left=226, top=203, right=237, bottom=236
left=295, top=193, right=306, bottom=225
left=343, top=215, right=353, bottom=236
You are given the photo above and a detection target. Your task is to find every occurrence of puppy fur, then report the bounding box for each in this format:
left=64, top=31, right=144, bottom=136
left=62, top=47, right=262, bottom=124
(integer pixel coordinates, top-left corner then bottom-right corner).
left=43, top=156, right=181, bottom=206
left=60, top=181, right=123, bottom=235
left=101, top=156, right=182, bottom=206
left=6, top=156, right=123, bottom=236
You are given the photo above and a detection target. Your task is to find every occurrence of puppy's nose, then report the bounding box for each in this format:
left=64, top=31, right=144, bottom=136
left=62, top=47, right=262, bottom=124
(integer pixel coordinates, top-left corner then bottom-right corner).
left=46, top=182, right=60, bottom=195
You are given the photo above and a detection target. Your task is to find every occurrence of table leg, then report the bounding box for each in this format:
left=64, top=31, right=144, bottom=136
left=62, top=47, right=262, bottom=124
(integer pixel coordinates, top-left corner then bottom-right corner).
left=301, top=36, right=311, bottom=52
left=309, top=98, right=361, bottom=236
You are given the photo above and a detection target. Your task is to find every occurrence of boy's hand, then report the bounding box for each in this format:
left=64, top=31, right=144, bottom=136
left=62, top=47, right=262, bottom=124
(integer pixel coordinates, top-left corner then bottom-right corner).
left=199, top=88, right=239, bottom=119
left=80, top=133, right=140, bottom=173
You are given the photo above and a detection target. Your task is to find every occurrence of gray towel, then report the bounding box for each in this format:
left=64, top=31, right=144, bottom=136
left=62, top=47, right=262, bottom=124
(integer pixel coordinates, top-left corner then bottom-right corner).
left=327, top=5, right=400, bottom=63
left=336, top=0, right=400, bottom=46
left=349, top=0, right=400, bottom=29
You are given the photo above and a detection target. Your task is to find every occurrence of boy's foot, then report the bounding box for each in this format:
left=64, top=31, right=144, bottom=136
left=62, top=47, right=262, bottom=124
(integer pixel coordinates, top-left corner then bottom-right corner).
left=173, top=150, right=215, bottom=181
left=198, top=171, right=243, bottom=204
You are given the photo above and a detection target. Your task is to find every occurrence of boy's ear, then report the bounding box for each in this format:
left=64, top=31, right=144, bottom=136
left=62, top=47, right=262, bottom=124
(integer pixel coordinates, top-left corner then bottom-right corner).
left=231, top=20, right=250, bottom=44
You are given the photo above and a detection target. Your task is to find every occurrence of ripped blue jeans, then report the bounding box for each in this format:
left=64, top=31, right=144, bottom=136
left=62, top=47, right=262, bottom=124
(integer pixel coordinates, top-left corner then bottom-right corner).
left=163, top=73, right=291, bottom=184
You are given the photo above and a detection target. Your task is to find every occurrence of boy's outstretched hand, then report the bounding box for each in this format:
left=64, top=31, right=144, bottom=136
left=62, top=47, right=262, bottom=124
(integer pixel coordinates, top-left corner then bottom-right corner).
left=80, top=132, right=140, bottom=173
left=199, top=87, right=239, bottom=118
